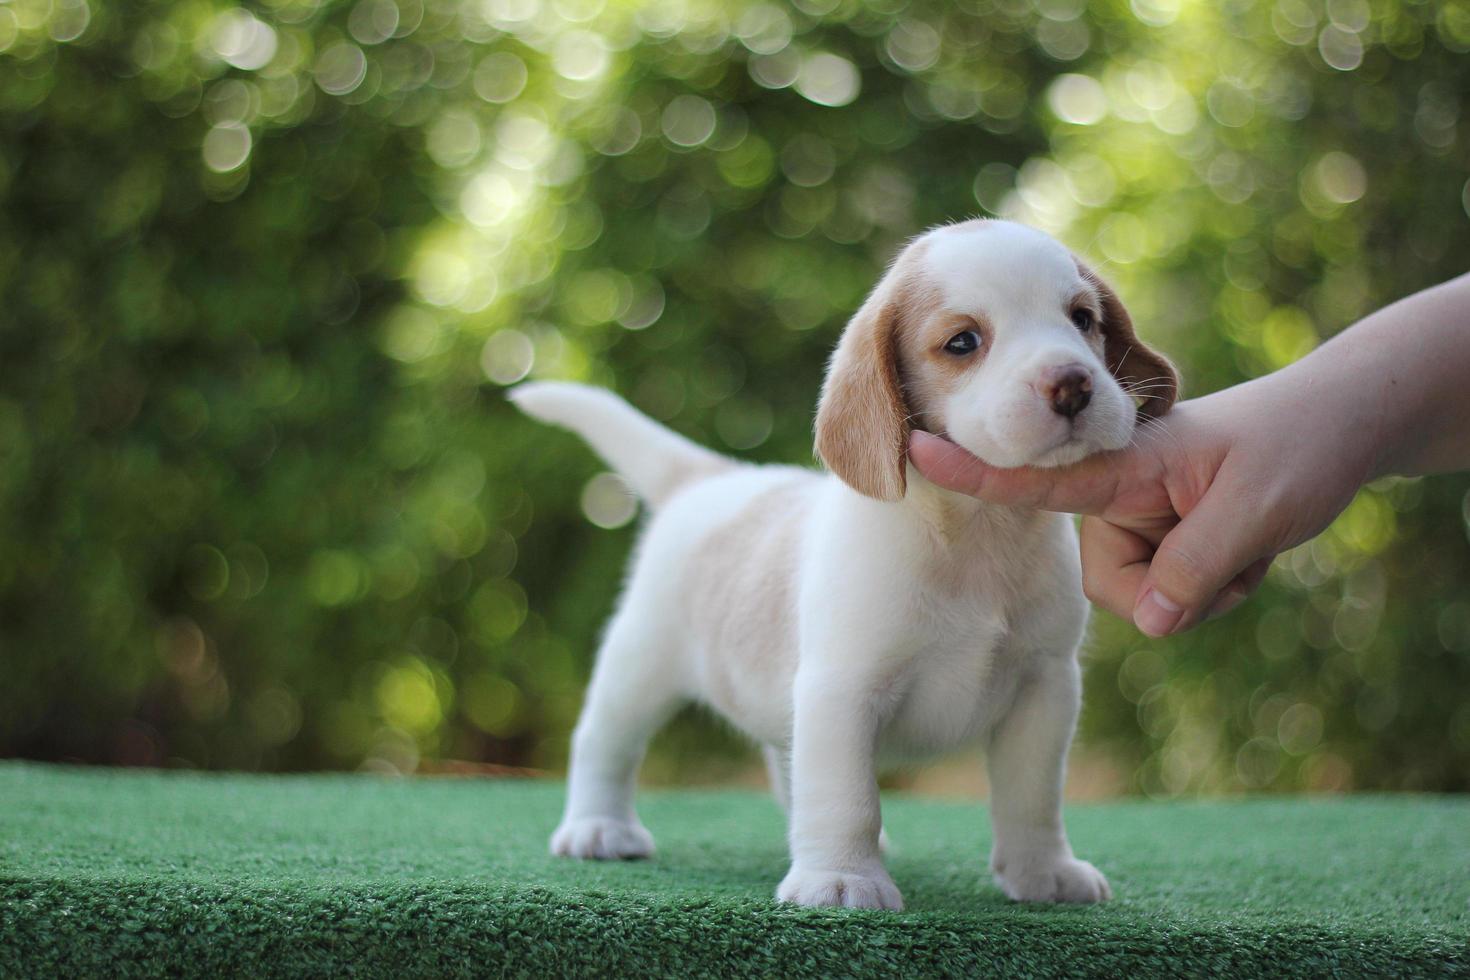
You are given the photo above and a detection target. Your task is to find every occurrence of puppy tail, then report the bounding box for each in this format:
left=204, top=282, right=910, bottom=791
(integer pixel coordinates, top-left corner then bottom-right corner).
left=507, top=381, right=736, bottom=508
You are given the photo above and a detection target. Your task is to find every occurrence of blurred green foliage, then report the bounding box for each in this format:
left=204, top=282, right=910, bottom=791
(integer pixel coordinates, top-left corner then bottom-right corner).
left=2, top=0, right=1468, bottom=792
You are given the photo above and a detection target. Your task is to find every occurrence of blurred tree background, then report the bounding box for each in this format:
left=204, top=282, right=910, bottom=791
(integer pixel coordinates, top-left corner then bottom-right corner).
left=2, top=0, right=1468, bottom=793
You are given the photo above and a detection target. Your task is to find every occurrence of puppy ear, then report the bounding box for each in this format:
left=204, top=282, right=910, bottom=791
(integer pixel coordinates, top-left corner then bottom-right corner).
left=815, top=278, right=909, bottom=501
left=1080, top=263, right=1180, bottom=420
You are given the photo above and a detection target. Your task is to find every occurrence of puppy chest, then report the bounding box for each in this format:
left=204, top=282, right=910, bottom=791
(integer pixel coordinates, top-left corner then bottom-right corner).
left=882, top=633, right=1018, bottom=755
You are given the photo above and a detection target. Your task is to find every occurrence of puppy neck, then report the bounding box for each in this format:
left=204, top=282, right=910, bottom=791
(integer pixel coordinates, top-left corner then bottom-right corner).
left=900, top=463, right=1044, bottom=542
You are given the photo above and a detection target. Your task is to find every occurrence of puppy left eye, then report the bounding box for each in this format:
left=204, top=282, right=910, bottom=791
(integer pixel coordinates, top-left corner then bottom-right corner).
left=943, top=330, right=981, bottom=355
left=1071, top=308, right=1096, bottom=333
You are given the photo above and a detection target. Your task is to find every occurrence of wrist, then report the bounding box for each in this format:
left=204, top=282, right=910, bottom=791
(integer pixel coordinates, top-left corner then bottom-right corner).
left=1259, top=345, right=1395, bottom=487
left=1359, top=364, right=1423, bottom=481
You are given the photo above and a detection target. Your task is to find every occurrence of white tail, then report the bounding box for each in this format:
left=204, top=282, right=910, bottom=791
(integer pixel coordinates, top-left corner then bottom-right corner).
left=507, top=381, right=736, bottom=509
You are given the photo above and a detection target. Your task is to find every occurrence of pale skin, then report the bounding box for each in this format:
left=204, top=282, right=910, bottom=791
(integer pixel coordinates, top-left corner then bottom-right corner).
left=910, top=272, right=1470, bottom=637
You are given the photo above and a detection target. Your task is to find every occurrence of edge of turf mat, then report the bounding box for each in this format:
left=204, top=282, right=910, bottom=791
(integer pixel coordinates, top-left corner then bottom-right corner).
left=2, top=763, right=1466, bottom=978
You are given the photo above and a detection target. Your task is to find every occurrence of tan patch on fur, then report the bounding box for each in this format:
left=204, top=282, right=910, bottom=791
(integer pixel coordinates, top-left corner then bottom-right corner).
left=897, top=298, right=995, bottom=437
left=813, top=253, right=917, bottom=501
left=685, top=479, right=808, bottom=739
left=814, top=242, right=968, bottom=502
left=1075, top=261, right=1180, bottom=418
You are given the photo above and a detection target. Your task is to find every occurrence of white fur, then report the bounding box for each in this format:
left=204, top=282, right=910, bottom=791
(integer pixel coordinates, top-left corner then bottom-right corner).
left=511, top=220, right=1121, bottom=911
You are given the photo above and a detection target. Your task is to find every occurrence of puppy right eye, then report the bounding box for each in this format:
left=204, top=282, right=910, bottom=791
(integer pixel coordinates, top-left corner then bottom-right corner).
left=943, top=330, right=981, bottom=355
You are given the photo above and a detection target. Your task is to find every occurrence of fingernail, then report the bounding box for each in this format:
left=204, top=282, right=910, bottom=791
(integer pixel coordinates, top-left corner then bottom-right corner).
left=1205, top=589, right=1247, bottom=622
left=1134, top=589, right=1184, bottom=637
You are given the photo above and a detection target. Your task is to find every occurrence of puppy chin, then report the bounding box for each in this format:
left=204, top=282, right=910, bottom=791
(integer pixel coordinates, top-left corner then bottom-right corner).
left=1027, top=417, right=1135, bottom=467
left=946, top=400, right=1135, bottom=470
left=945, top=431, right=1082, bottom=470
left=1027, top=439, right=1096, bottom=468
left=947, top=425, right=1111, bottom=470
left=944, top=433, right=1033, bottom=469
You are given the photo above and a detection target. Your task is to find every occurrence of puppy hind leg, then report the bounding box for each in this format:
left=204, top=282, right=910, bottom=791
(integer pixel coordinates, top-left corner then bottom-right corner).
left=762, top=744, right=791, bottom=813
left=551, top=611, right=684, bottom=860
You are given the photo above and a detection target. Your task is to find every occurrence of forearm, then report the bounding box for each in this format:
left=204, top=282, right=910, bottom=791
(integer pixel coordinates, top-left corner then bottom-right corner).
left=1277, top=273, right=1470, bottom=480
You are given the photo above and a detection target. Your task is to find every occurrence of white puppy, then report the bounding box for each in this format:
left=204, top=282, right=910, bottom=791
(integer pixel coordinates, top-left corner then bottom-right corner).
left=510, top=219, right=1177, bottom=911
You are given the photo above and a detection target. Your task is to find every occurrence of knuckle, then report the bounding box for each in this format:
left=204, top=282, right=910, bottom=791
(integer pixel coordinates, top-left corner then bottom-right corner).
left=989, top=470, right=1044, bottom=508
left=1080, top=568, right=1105, bottom=604
left=1077, top=516, right=1108, bottom=556
left=999, top=481, right=1050, bottom=511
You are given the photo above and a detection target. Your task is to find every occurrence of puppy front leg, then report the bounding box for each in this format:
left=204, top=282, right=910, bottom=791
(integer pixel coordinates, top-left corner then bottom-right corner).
left=776, top=673, right=902, bottom=910
left=986, top=657, right=1111, bottom=903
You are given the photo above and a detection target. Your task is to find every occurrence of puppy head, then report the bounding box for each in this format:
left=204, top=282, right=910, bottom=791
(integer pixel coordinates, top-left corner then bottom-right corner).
left=815, top=219, right=1178, bottom=501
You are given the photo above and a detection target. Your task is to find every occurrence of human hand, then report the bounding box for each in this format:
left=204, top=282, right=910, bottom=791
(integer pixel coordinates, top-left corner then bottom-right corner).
left=908, top=374, right=1380, bottom=637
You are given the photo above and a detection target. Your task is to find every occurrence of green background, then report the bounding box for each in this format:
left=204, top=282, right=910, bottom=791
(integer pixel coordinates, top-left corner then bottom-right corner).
left=2, top=0, right=1468, bottom=792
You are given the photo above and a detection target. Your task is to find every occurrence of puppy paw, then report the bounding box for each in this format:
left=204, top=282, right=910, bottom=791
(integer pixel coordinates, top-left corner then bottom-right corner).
left=993, top=855, right=1111, bottom=904
left=549, top=817, right=655, bottom=860
left=776, top=865, right=904, bottom=910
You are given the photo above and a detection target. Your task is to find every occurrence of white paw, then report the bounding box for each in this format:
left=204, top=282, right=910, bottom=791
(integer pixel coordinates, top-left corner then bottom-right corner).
left=993, top=854, right=1111, bottom=904
left=776, top=864, right=904, bottom=910
left=549, top=817, right=655, bottom=860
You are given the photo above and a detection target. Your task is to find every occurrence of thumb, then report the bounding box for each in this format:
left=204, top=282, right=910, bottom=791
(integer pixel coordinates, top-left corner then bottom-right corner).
left=1131, top=484, right=1277, bottom=637
left=907, top=430, right=1123, bottom=515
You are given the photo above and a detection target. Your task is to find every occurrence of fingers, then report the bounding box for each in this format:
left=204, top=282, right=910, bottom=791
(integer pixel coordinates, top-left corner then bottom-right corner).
left=1130, top=487, right=1279, bottom=637
left=1078, top=517, right=1153, bottom=621
left=907, top=430, right=1125, bottom=515
left=1201, top=556, right=1273, bottom=622
left=1081, top=515, right=1274, bottom=632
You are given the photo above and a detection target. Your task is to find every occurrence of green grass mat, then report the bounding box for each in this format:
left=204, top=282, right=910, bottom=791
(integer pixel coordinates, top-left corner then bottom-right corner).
left=1, top=763, right=1466, bottom=978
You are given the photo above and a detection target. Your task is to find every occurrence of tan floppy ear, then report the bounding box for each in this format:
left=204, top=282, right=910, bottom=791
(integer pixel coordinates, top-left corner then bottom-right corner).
left=1080, top=263, right=1180, bottom=420
left=814, top=281, right=909, bottom=501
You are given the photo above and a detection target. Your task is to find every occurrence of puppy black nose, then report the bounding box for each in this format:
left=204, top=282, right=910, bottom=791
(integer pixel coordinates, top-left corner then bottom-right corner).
left=1039, top=364, right=1093, bottom=419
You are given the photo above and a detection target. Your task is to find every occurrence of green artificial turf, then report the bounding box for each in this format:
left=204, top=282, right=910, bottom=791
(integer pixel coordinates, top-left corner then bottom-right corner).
left=1, top=763, right=1466, bottom=978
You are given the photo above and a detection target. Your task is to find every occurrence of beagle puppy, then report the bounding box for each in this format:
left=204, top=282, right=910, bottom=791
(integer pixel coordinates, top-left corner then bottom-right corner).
left=511, top=218, right=1177, bottom=910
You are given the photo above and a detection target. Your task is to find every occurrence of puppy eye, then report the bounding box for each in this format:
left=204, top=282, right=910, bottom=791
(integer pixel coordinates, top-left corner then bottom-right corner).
left=1071, top=308, right=1096, bottom=333
left=943, top=330, right=981, bottom=355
